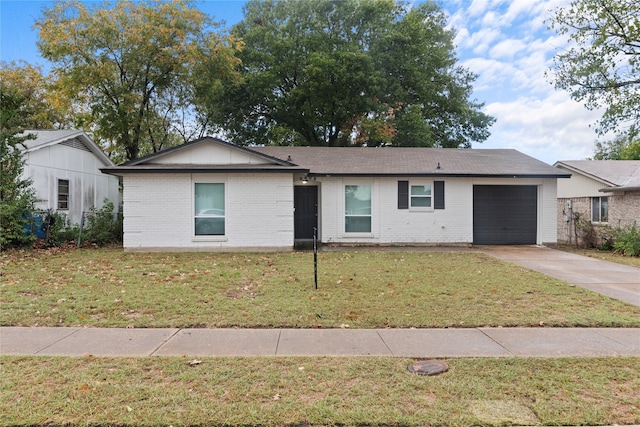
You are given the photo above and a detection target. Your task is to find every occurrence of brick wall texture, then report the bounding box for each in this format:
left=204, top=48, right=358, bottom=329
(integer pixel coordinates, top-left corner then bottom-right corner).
left=557, top=191, right=640, bottom=245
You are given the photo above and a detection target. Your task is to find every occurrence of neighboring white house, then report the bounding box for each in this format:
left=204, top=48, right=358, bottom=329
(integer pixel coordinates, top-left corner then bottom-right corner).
left=101, top=137, right=569, bottom=251
left=21, top=130, right=121, bottom=225
left=554, top=160, right=640, bottom=245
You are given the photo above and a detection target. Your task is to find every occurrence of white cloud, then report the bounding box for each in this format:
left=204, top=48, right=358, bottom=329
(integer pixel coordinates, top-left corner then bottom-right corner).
left=481, top=92, right=605, bottom=163
left=440, top=0, right=610, bottom=163
left=489, top=38, right=528, bottom=60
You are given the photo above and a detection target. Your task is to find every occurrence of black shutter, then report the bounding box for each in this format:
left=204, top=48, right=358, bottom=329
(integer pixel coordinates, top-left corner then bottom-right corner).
left=398, top=181, right=409, bottom=209
left=434, top=181, right=445, bottom=209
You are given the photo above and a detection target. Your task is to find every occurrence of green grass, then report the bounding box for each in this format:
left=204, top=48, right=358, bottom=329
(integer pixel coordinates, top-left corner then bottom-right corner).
left=2, top=355, right=639, bottom=426
left=2, top=248, right=639, bottom=328
left=557, top=245, right=640, bottom=268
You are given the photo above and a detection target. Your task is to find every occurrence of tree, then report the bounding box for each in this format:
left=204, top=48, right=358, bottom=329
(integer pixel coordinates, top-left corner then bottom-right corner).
left=593, top=133, right=640, bottom=159
left=36, top=0, right=241, bottom=162
left=0, top=87, right=37, bottom=249
left=548, top=0, right=640, bottom=136
left=205, top=0, right=494, bottom=148
left=0, top=61, right=73, bottom=129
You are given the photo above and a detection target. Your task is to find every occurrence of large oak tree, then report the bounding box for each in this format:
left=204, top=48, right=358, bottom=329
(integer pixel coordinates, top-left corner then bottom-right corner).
left=36, top=0, right=241, bottom=161
left=205, top=0, right=495, bottom=148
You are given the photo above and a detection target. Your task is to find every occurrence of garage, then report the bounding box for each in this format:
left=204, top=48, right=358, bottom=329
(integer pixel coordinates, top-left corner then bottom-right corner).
left=473, top=185, right=537, bottom=245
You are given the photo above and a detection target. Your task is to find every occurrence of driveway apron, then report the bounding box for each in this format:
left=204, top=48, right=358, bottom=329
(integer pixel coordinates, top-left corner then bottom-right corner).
left=480, top=245, right=640, bottom=306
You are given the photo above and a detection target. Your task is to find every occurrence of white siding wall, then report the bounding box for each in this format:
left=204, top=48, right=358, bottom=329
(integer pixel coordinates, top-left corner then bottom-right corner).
left=23, top=144, right=120, bottom=225
left=122, top=173, right=293, bottom=250
left=158, top=143, right=271, bottom=165
left=556, top=167, right=609, bottom=197
left=318, top=176, right=558, bottom=246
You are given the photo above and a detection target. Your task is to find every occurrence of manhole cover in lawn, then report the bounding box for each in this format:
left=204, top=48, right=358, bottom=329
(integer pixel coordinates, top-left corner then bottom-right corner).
left=407, top=360, right=449, bottom=376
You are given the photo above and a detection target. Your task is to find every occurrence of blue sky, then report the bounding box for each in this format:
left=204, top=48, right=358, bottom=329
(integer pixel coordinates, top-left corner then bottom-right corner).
left=0, top=0, right=604, bottom=164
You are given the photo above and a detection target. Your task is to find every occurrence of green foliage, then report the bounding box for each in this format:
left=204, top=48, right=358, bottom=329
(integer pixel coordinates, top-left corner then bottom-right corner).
left=46, top=212, right=80, bottom=246
left=0, top=61, right=74, bottom=129
left=36, top=0, right=241, bottom=162
left=613, top=223, right=640, bottom=256
left=206, top=0, right=494, bottom=148
left=0, top=87, right=37, bottom=250
left=81, top=200, right=123, bottom=246
left=548, top=0, right=640, bottom=135
left=593, top=133, right=640, bottom=160
left=574, top=214, right=599, bottom=248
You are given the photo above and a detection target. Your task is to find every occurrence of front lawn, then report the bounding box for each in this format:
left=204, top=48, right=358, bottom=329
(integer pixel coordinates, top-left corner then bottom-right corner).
left=2, top=248, right=639, bottom=328
left=2, top=356, right=639, bottom=426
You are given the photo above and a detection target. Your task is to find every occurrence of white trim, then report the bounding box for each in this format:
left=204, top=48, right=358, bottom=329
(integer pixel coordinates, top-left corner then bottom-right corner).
left=409, top=181, right=434, bottom=211
left=192, top=178, right=227, bottom=238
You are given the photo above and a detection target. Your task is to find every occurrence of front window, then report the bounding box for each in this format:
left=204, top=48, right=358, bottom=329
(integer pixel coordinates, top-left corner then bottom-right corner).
left=195, top=183, right=225, bottom=235
left=57, top=179, right=69, bottom=210
left=592, top=196, right=608, bottom=223
left=411, top=184, right=432, bottom=208
left=345, top=185, right=371, bottom=233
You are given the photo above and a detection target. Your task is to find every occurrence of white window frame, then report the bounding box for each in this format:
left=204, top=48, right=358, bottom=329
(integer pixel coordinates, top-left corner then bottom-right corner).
left=409, top=182, right=433, bottom=210
left=591, top=196, right=608, bottom=223
left=344, top=183, right=372, bottom=234
left=193, top=182, right=226, bottom=240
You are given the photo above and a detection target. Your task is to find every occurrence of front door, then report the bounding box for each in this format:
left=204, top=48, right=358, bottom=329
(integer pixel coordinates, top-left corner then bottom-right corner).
left=294, top=186, right=318, bottom=239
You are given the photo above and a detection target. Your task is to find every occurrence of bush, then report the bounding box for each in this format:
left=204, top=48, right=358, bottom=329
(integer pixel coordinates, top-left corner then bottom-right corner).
left=81, top=200, right=123, bottom=246
left=47, top=211, right=80, bottom=246
left=613, top=223, right=640, bottom=256
left=574, top=214, right=598, bottom=248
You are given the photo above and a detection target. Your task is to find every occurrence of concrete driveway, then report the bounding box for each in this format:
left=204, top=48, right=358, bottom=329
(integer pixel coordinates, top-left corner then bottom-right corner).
left=481, top=246, right=640, bottom=306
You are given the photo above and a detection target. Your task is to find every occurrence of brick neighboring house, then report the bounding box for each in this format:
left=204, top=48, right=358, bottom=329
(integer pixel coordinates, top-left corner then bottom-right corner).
left=554, top=160, right=640, bottom=246
left=101, top=137, right=569, bottom=251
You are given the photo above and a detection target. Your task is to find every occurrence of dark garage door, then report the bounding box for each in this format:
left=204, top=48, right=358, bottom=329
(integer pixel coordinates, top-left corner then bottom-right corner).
left=473, top=185, right=537, bottom=245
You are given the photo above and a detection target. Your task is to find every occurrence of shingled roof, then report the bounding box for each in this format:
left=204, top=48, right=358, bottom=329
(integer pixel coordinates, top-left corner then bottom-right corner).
left=101, top=136, right=569, bottom=178
left=252, top=146, right=569, bottom=178
left=554, top=160, right=640, bottom=192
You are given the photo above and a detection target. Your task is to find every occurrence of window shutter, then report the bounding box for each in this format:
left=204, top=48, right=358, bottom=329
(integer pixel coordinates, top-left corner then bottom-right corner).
left=398, top=181, right=409, bottom=209
left=434, top=181, right=445, bottom=209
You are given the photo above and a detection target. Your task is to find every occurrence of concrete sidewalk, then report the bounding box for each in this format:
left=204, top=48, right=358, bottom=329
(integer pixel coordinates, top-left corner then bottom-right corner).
left=1, top=327, right=639, bottom=358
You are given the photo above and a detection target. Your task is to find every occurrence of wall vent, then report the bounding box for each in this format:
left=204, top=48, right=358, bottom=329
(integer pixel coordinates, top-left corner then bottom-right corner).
left=60, top=138, right=91, bottom=152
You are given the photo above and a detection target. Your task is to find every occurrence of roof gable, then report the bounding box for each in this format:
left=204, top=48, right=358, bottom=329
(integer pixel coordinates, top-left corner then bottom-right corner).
left=124, top=137, right=293, bottom=167
left=103, top=137, right=307, bottom=175
left=554, top=160, right=640, bottom=191
left=22, top=130, right=114, bottom=167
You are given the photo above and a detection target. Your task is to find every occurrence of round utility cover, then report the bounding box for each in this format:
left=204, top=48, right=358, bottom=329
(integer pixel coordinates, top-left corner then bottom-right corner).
left=407, top=360, right=449, bottom=376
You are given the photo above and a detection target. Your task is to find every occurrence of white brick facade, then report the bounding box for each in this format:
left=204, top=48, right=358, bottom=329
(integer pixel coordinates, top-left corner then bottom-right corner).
left=109, top=139, right=564, bottom=251
left=122, top=173, right=293, bottom=251
left=316, top=176, right=557, bottom=246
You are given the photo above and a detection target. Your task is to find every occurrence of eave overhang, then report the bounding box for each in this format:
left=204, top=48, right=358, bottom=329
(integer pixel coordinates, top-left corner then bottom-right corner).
left=101, top=164, right=309, bottom=176
left=599, top=186, right=640, bottom=193
left=307, top=172, right=571, bottom=179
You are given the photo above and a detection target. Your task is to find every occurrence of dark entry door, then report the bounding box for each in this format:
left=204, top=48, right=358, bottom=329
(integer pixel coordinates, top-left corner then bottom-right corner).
left=294, top=186, right=318, bottom=239
left=473, top=185, right=537, bottom=245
